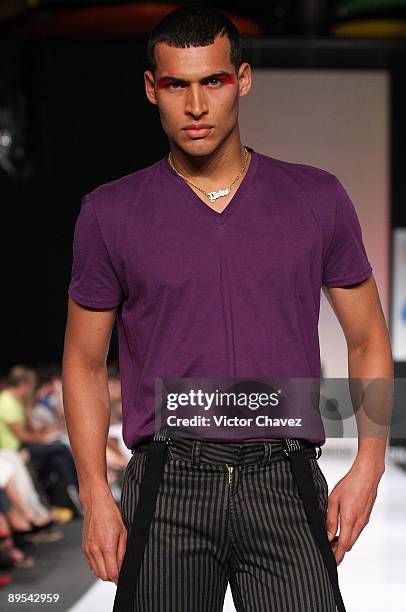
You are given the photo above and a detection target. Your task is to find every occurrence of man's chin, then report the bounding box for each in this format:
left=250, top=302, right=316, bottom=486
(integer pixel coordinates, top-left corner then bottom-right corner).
left=174, top=140, right=219, bottom=158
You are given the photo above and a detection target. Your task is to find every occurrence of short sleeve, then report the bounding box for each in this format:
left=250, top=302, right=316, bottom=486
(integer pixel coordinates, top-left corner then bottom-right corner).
left=0, top=397, right=22, bottom=424
left=68, top=194, right=124, bottom=308
left=322, top=177, right=373, bottom=288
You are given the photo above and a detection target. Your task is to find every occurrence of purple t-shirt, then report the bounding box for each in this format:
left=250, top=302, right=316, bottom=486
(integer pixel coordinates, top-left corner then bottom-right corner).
left=68, top=146, right=372, bottom=449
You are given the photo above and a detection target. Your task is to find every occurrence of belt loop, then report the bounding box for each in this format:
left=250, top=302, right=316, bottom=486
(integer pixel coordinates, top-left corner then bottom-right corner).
left=262, top=442, right=272, bottom=465
left=192, top=440, right=202, bottom=467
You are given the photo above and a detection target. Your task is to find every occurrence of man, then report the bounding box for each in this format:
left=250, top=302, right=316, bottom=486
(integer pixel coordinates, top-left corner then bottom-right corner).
left=30, top=366, right=65, bottom=430
left=62, top=4, right=393, bottom=612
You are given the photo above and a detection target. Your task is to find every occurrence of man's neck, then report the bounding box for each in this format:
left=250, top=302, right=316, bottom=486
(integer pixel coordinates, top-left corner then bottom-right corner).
left=168, top=136, right=249, bottom=188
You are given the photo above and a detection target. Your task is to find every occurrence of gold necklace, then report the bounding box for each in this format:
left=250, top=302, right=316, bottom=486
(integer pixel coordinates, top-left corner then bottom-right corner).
left=167, top=146, right=249, bottom=204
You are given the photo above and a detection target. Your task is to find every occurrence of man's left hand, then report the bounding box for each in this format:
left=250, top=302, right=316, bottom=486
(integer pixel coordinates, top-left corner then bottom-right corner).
left=325, top=458, right=385, bottom=565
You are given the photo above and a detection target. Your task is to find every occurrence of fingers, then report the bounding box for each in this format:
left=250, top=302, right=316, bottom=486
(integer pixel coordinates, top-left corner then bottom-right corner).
left=347, top=513, right=370, bottom=554
left=329, top=506, right=371, bottom=566
left=325, top=494, right=339, bottom=543
left=325, top=470, right=378, bottom=568
left=326, top=493, right=352, bottom=566
left=117, top=528, right=127, bottom=575
left=90, top=546, right=110, bottom=581
left=83, top=517, right=127, bottom=583
left=110, top=527, right=128, bottom=585
left=334, top=509, right=356, bottom=565
left=85, top=538, right=118, bottom=582
left=101, top=526, right=128, bottom=584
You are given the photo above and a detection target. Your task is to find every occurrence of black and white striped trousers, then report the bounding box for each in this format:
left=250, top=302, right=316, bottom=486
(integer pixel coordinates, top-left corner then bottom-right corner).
left=119, top=437, right=337, bottom=612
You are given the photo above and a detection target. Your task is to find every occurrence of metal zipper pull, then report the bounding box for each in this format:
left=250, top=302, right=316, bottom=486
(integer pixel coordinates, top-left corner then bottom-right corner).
left=225, top=464, right=234, bottom=485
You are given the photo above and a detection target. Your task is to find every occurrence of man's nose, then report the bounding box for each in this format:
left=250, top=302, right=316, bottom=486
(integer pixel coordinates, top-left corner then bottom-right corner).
left=185, top=84, right=208, bottom=117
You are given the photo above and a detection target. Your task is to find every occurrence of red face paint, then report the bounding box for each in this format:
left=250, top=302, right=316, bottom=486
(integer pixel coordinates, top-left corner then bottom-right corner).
left=156, top=77, right=178, bottom=90
left=220, top=73, right=236, bottom=85
left=155, top=72, right=236, bottom=90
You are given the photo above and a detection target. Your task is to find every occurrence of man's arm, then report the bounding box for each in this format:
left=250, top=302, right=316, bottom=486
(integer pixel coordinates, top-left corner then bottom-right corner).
left=322, top=273, right=393, bottom=565
left=323, top=273, right=393, bottom=462
left=62, top=296, right=127, bottom=584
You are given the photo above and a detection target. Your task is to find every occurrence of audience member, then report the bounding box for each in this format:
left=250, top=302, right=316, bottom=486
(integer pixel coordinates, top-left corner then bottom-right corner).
left=0, top=366, right=82, bottom=517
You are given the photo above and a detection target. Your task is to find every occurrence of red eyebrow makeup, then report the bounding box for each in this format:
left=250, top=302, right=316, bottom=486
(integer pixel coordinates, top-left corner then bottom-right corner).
left=155, top=71, right=236, bottom=90
left=220, top=73, right=236, bottom=85
left=156, top=77, right=177, bottom=90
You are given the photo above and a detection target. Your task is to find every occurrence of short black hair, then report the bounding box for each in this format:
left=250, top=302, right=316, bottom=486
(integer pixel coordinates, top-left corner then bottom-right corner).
left=7, top=365, right=37, bottom=388
left=36, top=364, right=61, bottom=388
left=146, top=3, right=242, bottom=76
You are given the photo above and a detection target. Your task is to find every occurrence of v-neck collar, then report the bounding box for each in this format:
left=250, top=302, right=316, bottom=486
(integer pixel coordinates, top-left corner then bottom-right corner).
left=160, top=145, right=258, bottom=225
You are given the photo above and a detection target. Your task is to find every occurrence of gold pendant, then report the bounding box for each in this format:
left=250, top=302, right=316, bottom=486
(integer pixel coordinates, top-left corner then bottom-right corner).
left=207, top=188, right=231, bottom=203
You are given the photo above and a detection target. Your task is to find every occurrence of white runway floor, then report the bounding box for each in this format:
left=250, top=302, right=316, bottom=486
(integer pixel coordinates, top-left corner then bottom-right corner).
left=70, top=446, right=406, bottom=612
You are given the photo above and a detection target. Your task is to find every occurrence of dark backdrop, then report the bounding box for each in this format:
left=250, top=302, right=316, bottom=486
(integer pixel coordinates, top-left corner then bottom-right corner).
left=1, top=36, right=167, bottom=374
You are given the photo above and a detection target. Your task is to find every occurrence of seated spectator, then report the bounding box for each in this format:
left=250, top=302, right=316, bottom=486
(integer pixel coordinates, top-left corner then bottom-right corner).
left=30, top=365, right=65, bottom=431
left=0, top=450, right=64, bottom=542
left=0, top=492, right=34, bottom=569
left=107, top=373, right=131, bottom=461
left=105, top=373, right=130, bottom=502
left=0, top=366, right=82, bottom=517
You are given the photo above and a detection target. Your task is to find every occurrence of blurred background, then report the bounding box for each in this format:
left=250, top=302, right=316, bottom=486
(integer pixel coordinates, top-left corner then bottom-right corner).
left=0, top=0, right=405, bottom=610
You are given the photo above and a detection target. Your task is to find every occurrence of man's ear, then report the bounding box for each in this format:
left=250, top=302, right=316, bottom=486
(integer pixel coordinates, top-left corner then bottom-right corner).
left=238, top=62, right=252, bottom=98
left=144, top=70, right=158, bottom=106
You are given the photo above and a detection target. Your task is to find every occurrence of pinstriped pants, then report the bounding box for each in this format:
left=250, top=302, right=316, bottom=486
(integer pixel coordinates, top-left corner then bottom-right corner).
left=119, top=437, right=337, bottom=612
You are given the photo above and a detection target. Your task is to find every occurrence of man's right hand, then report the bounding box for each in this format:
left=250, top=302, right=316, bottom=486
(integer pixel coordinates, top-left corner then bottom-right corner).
left=80, top=485, right=127, bottom=584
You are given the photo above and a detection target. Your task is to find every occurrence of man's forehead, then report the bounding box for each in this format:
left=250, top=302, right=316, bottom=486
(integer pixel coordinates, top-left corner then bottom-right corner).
left=153, top=37, right=233, bottom=78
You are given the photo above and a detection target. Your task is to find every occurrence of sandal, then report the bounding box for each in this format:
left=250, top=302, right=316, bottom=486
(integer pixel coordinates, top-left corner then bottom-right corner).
left=29, top=519, right=57, bottom=533
left=10, top=521, right=63, bottom=544
left=4, top=518, right=56, bottom=537
left=23, top=528, right=64, bottom=544
left=0, top=533, right=14, bottom=569
left=0, top=534, right=35, bottom=569
left=0, top=548, right=14, bottom=570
